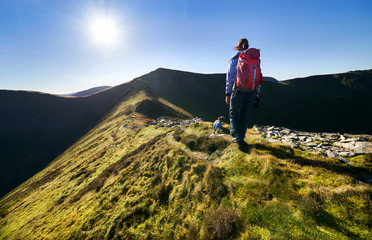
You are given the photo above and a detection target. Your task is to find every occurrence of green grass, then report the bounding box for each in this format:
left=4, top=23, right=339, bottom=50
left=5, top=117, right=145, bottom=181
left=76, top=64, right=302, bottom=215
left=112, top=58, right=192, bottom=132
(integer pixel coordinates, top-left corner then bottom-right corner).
left=0, top=99, right=371, bottom=239
left=2, top=68, right=371, bottom=201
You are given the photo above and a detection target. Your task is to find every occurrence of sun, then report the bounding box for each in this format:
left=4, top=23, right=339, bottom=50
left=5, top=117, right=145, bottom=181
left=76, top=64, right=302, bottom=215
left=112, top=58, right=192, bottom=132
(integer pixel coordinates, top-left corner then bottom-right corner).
left=89, top=15, right=120, bottom=46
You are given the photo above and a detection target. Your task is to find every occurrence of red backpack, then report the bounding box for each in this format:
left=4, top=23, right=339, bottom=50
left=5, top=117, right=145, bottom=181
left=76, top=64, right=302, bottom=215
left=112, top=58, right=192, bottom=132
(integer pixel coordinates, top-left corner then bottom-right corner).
left=236, top=48, right=263, bottom=91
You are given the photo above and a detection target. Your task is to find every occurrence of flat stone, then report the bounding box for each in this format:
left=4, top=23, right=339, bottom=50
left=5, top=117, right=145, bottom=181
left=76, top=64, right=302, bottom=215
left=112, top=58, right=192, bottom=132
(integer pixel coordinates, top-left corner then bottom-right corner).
left=340, top=138, right=358, bottom=143
left=267, top=131, right=274, bottom=137
left=281, top=129, right=291, bottom=135
left=254, top=126, right=263, bottom=132
left=298, top=136, right=307, bottom=141
left=337, top=156, right=350, bottom=163
left=326, top=150, right=338, bottom=158
left=321, top=142, right=332, bottom=146
left=314, top=147, right=324, bottom=152
left=338, top=151, right=356, bottom=157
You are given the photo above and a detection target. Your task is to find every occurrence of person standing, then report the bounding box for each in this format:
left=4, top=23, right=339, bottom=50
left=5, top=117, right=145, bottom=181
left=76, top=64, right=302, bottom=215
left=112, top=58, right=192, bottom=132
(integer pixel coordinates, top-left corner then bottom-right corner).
left=225, top=38, right=262, bottom=144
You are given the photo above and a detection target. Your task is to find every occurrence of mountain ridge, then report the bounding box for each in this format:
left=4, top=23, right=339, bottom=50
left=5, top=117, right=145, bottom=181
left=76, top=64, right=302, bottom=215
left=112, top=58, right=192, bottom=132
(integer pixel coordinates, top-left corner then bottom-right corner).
left=67, top=86, right=112, bottom=97
left=0, top=68, right=371, bottom=198
left=0, top=69, right=371, bottom=238
left=1, top=96, right=370, bottom=238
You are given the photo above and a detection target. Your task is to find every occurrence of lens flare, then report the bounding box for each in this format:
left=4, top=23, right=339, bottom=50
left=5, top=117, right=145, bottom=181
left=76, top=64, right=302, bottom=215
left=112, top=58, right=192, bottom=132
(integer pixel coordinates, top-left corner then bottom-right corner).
left=89, top=15, right=119, bottom=46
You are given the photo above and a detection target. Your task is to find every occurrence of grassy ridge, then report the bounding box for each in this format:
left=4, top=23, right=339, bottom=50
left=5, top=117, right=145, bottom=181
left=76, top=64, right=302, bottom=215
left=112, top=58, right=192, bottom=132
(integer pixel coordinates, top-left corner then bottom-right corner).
left=0, top=81, right=136, bottom=198
left=1, top=68, right=371, bottom=199
left=1, top=91, right=370, bottom=239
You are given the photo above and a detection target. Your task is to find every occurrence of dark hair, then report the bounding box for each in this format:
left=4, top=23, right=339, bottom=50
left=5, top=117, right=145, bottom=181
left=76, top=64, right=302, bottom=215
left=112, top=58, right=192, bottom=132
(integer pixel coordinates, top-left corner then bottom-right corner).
left=218, top=116, right=225, bottom=121
left=235, top=38, right=249, bottom=51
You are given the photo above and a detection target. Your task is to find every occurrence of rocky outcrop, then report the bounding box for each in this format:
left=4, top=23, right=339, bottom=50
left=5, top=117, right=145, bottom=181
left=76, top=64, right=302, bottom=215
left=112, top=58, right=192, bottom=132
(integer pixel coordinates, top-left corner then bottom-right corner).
left=123, top=117, right=204, bottom=130
left=150, top=117, right=204, bottom=128
left=255, top=125, right=372, bottom=184
left=255, top=125, right=371, bottom=157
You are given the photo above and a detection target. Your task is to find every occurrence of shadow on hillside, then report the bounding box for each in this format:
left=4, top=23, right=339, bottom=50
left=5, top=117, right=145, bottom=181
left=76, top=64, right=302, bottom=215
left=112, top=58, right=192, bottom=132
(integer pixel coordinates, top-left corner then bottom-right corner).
left=249, top=143, right=360, bottom=176
left=304, top=200, right=360, bottom=239
left=238, top=142, right=252, bottom=153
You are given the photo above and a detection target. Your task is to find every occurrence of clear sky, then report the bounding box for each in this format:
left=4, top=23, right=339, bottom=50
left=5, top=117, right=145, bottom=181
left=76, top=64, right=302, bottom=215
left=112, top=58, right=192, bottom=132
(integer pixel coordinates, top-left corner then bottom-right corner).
left=1, top=0, right=371, bottom=94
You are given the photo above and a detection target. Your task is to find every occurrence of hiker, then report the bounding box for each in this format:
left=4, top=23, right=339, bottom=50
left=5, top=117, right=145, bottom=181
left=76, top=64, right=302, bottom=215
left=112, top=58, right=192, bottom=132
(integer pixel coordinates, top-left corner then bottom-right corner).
left=213, top=116, right=225, bottom=134
left=225, top=38, right=263, bottom=144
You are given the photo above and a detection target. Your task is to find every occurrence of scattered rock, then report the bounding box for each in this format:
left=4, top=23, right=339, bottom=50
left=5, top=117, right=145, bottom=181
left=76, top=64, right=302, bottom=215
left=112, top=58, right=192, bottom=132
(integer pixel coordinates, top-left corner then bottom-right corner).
left=151, top=117, right=204, bottom=128
left=325, top=150, right=338, bottom=159
left=281, top=128, right=291, bottom=135
left=298, top=136, right=307, bottom=141
left=255, top=125, right=372, bottom=158
left=306, top=143, right=317, bottom=148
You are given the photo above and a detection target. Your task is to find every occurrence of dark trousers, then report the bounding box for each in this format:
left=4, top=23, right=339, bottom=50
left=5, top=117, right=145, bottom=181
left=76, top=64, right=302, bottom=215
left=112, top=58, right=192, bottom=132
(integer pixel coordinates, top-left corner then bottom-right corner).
left=229, top=89, right=256, bottom=142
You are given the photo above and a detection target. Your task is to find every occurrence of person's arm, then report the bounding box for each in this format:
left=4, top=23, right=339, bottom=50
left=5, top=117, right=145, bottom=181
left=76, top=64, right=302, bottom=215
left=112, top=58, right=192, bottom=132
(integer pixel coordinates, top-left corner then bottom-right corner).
left=225, top=58, right=238, bottom=104
left=254, top=69, right=263, bottom=108
left=256, top=59, right=263, bottom=97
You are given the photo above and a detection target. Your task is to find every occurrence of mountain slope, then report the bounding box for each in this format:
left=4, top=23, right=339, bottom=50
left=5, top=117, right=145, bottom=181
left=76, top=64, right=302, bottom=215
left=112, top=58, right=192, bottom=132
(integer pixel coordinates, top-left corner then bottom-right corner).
left=0, top=81, right=136, bottom=197
left=136, top=68, right=372, bottom=133
left=1, top=68, right=371, bottom=198
left=0, top=91, right=370, bottom=239
left=253, top=69, right=372, bottom=133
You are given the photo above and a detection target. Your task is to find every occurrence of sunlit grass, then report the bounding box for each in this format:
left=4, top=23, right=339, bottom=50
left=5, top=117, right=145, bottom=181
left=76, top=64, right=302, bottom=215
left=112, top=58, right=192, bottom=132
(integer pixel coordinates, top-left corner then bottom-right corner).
left=1, top=105, right=371, bottom=239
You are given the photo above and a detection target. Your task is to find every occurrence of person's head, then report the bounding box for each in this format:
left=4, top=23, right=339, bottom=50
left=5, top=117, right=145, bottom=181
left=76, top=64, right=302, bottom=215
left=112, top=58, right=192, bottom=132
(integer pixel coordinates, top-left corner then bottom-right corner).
left=235, top=38, right=249, bottom=51
left=218, top=116, right=225, bottom=122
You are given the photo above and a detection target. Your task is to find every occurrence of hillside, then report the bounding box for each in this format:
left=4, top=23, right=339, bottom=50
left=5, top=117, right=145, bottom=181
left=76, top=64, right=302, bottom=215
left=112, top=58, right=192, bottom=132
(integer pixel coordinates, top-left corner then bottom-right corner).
left=0, top=90, right=371, bottom=239
left=256, top=69, right=372, bottom=133
left=135, top=68, right=372, bottom=133
left=0, top=82, right=135, bottom=197
left=1, top=68, right=371, bottom=199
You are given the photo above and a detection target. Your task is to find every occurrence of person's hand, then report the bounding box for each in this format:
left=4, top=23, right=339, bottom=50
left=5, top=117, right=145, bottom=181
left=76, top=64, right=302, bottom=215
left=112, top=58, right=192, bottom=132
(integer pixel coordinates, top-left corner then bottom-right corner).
left=253, top=94, right=260, bottom=108
left=225, top=96, right=230, bottom=104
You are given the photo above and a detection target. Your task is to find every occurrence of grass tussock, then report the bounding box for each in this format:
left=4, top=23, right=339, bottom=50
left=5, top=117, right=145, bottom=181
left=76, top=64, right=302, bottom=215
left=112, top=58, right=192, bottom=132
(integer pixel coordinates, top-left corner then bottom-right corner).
left=174, top=128, right=230, bottom=154
left=202, top=206, right=238, bottom=240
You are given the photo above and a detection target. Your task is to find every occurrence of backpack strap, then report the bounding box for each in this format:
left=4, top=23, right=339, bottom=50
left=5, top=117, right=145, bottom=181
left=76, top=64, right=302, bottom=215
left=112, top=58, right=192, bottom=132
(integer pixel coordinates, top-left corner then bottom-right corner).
left=231, top=54, right=240, bottom=61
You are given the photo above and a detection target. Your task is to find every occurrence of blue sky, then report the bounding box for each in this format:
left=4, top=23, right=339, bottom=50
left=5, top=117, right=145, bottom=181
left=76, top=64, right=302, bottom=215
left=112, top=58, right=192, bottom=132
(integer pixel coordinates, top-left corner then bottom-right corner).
left=1, top=0, right=371, bottom=94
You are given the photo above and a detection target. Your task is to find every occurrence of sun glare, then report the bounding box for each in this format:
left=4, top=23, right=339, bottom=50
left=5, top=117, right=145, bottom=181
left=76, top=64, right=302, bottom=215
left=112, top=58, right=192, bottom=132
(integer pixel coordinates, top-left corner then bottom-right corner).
left=89, top=15, right=120, bottom=46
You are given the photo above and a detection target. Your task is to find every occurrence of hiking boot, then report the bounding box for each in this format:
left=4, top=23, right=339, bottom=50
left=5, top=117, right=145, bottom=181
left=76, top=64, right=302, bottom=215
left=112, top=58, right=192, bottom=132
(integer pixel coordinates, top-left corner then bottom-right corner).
left=238, top=141, right=250, bottom=152
left=238, top=140, right=248, bottom=147
left=231, top=133, right=240, bottom=143
left=231, top=137, right=239, bottom=143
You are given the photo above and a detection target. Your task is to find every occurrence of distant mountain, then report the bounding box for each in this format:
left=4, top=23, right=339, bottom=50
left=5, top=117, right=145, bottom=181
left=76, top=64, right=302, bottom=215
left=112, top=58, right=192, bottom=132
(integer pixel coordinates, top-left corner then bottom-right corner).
left=0, top=68, right=371, bottom=198
left=134, top=68, right=372, bottom=133
left=255, top=69, right=372, bottom=133
left=262, top=76, right=279, bottom=83
left=66, top=86, right=111, bottom=97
